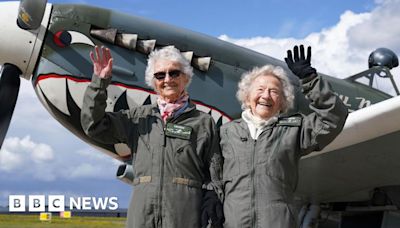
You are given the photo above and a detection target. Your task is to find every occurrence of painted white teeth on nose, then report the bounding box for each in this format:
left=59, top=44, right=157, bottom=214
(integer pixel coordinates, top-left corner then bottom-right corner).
left=37, top=77, right=70, bottom=115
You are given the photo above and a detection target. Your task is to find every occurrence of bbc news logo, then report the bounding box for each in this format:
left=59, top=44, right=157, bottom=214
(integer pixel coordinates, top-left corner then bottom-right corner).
left=9, top=195, right=119, bottom=212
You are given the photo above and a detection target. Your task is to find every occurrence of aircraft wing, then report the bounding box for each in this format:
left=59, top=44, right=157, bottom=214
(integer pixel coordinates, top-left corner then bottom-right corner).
left=296, top=95, right=400, bottom=203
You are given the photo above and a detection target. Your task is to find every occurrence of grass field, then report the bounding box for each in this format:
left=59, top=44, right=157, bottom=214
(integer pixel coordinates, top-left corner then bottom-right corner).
left=0, top=214, right=126, bottom=228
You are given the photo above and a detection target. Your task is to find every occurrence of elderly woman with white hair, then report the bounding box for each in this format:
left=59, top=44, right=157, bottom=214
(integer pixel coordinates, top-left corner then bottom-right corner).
left=81, top=46, right=224, bottom=228
left=220, top=45, right=348, bottom=228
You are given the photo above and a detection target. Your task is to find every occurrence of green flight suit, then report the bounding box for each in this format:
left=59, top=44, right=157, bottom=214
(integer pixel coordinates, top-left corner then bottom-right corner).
left=221, top=75, right=348, bottom=228
left=81, top=75, right=223, bottom=228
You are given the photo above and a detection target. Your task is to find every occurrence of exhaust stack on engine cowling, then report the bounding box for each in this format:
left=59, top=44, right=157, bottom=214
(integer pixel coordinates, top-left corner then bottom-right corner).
left=116, top=164, right=134, bottom=185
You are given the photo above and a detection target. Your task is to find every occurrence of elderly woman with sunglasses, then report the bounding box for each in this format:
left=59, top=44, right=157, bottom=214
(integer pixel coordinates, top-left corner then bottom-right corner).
left=81, top=46, right=224, bottom=228
left=220, top=45, right=348, bottom=228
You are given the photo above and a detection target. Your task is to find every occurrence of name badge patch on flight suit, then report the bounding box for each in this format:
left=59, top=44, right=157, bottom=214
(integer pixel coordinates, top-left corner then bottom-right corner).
left=277, top=116, right=302, bottom=126
left=165, top=123, right=192, bottom=140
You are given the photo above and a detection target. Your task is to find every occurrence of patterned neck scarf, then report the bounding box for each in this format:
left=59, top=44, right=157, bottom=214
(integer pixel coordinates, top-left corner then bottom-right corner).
left=157, top=93, right=189, bottom=122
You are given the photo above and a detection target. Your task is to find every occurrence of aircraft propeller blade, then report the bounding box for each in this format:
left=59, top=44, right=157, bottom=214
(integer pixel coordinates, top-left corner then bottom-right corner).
left=0, top=64, right=21, bottom=149
left=17, top=0, right=47, bottom=30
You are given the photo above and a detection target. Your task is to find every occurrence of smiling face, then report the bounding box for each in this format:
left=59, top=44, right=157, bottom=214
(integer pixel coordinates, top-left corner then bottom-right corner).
left=246, top=74, right=284, bottom=120
left=153, top=59, right=189, bottom=102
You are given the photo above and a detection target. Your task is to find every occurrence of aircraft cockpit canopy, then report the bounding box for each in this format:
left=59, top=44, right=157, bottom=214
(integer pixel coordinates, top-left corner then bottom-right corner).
left=347, top=48, right=399, bottom=97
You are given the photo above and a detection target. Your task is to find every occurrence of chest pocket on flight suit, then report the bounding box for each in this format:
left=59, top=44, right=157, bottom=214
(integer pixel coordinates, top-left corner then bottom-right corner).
left=264, top=116, right=302, bottom=186
left=172, top=132, right=208, bottom=185
left=133, top=117, right=158, bottom=182
left=221, top=129, right=250, bottom=180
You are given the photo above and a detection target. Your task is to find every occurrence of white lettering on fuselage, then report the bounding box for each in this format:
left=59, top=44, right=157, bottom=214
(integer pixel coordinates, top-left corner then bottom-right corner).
left=335, top=93, right=372, bottom=112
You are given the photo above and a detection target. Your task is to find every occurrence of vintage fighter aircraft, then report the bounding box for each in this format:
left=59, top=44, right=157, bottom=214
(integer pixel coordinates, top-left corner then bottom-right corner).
left=1, top=0, right=400, bottom=227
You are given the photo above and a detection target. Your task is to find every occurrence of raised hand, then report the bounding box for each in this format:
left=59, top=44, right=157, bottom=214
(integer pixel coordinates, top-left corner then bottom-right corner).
left=284, top=45, right=317, bottom=79
left=90, top=45, right=113, bottom=79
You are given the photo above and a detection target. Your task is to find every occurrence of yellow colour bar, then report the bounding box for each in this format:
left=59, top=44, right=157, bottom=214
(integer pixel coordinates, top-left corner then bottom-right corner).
left=39, top=212, right=52, bottom=221
left=60, top=211, right=72, bottom=218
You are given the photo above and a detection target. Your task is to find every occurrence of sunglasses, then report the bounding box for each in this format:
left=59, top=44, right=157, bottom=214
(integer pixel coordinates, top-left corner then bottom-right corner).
left=153, top=70, right=182, bottom=80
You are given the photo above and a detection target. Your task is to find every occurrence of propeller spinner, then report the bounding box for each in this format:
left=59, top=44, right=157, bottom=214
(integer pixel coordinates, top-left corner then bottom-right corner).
left=0, top=0, right=50, bottom=149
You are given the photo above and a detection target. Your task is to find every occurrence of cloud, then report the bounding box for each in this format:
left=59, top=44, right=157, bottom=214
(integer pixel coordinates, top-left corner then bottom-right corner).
left=0, top=148, right=22, bottom=172
left=0, top=136, right=54, bottom=173
left=349, top=0, right=400, bottom=52
left=219, top=0, right=400, bottom=94
left=62, top=148, right=123, bottom=179
left=0, top=136, right=120, bottom=181
left=31, top=143, right=53, bottom=163
left=68, top=163, right=106, bottom=179
left=219, top=11, right=371, bottom=77
left=10, top=80, right=66, bottom=138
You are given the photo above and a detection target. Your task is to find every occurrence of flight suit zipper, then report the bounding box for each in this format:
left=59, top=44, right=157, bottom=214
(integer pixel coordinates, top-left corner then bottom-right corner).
left=251, top=139, right=257, bottom=228
left=250, top=128, right=272, bottom=227
left=156, top=118, right=167, bottom=227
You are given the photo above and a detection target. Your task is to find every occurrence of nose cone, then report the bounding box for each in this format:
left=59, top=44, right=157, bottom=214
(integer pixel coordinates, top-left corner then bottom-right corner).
left=0, top=2, right=51, bottom=79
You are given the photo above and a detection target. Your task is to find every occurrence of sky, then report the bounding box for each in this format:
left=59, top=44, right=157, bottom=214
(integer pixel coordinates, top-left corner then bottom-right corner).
left=1, top=0, right=400, bottom=209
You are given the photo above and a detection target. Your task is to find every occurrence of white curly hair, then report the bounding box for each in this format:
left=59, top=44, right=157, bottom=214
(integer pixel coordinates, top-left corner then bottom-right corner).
left=236, top=64, right=295, bottom=114
left=145, top=46, right=193, bottom=89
